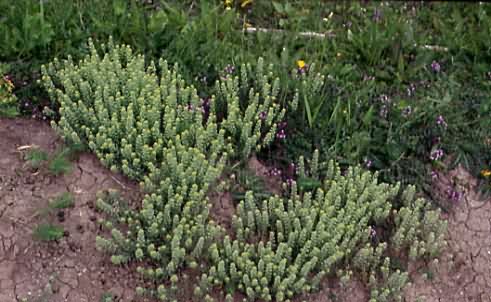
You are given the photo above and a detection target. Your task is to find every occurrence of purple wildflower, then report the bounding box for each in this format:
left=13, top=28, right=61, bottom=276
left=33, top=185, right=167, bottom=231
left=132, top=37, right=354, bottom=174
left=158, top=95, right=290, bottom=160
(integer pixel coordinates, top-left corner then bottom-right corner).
left=297, top=62, right=309, bottom=75
left=446, top=188, right=463, bottom=202
left=431, top=60, right=441, bottom=73
left=220, top=64, right=236, bottom=81
left=259, top=111, right=267, bottom=120
left=379, top=94, right=391, bottom=104
left=276, top=129, right=286, bottom=140
left=224, top=64, right=235, bottom=75
left=401, top=106, right=412, bottom=118
left=406, top=83, right=416, bottom=97
left=379, top=105, right=388, bottom=119
left=287, top=163, right=296, bottom=177
left=286, top=178, right=294, bottom=187
left=186, top=103, right=194, bottom=111
left=372, top=9, right=382, bottom=22
left=368, top=226, right=377, bottom=238
left=431, top=170, right=439, bottom=180
left=200, top=97, right=211, bottom=120
left=269, top=167, right=282, bottom=177
left=364, top=158, right=373, bottom=168
left=429, top=148, right=444, bottom=161
left=200, top=97, right=210, bottom=107
left=436, top=115, right=447, bottom=128
left=431, top=136, right=441, bottom=145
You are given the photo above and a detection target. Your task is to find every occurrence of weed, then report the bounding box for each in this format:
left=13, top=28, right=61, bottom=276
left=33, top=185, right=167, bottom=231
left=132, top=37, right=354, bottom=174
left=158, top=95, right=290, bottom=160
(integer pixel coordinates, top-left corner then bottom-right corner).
left=100, top=292, right=114, bottom=302
left=227, top=163, right=273, bottom=202
left=32, top=223, right=64, bottom=241
left=24, top=148, right=49, bottom=169
left=48, top=192, right=74, bottom=209
left=47, top=150, right=72, bottom=176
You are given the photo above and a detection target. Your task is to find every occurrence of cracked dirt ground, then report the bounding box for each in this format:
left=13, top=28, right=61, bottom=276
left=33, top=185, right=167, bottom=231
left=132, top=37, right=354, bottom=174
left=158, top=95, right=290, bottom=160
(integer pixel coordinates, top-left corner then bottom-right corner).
left=0, top=118, right=143, bottom=302
left=404, top=167, right=491, bottom=302
left=1, top=117, right=491, bottom=302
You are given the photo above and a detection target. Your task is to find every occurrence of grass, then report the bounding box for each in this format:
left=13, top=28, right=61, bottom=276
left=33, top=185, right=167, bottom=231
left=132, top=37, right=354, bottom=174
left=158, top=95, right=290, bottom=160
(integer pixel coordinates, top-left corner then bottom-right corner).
left=25, top=148, right=49, bottom=169
left=36, top=191, right=74, bottom=217
left=22, top=146, right=73, bottom=175
left=48, top=192, right=74, bottom=209
left=47, top=151, right=72, bottom=176
left=32, top=223, right=64, bottom=241
left=226, top=163, right=273, bottom=202
left=100, top=292, right=114, bottom=302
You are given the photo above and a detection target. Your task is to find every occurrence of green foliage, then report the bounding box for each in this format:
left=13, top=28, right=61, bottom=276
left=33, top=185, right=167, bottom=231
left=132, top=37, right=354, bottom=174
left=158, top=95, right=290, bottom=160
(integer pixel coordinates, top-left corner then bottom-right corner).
left=222, top=163, right=273, bottom=202
left=25, top=148, right=49, bottom=169
left=16, top=2, right=486, bottom=300
left=368, top=258, right=409, bottom=302
left=0, top=64, right=18, bottom=117
left=392, top=186, right=448, bottom=260
left=41, top=36, right=449, bottom=300
left=47, top=150, right=72, bottom=176
left=32, top=223, right=64, bottom=241
left=6, top=1, right=491, bottom=193
left=42, top=39, right=288, bottom=300
left=23, top=146, right=74, bottom=176
left=203, top=155, right=445, bottom=301
left=48, top=192, right=74, bottom=209
left=100, top=292, right=114, bottom=302
left=215, top=57, right=292, bottom=159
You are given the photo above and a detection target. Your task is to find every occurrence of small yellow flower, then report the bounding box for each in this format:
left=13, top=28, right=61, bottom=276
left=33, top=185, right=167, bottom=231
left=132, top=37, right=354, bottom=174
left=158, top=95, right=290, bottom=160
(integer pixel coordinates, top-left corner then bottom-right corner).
left=224, top=0, right=233, bottom=9
left=336, top=52, right=342, bottom=58
left=3, top=77, right=13, bottom=88
left=1, top=77, right=14, bottom=93
left=244, top=22, right=253, bottom=28
left=241, top=0, right=252, bottom=7
left=296, top=60, right=306, bottom=69
left=481, top=169, right=491, bottom=177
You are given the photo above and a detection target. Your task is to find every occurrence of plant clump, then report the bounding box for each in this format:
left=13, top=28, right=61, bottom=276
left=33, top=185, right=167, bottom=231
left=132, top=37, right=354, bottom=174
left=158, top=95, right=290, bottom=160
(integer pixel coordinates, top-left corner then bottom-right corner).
left=41, top=39, right=447, bottom=301
left=201, top=158, right=446, bottom=302
left=32, top=223, right=64, bottom=242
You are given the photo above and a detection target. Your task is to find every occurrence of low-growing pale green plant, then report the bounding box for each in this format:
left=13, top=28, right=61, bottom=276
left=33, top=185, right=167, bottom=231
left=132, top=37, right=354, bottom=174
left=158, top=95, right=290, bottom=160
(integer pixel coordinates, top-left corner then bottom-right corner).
left=215, top=57, right=296, bottom=159
left=200, top=156, right=444, bottom=301
left=42, top=39, right=292, bottom=300
left=42, top=38, right=447, bottom=301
